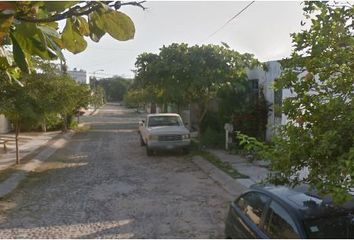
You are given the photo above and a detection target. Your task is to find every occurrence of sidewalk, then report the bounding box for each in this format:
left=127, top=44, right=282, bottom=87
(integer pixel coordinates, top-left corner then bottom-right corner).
left=208, top=149, right=270, bottom=188
left=0, top=108, right=98, bottom=198
left=0, top=131, right=61, bottom=171
left=0, top=107, right=98, bottom=172
left=192, top=149, right=270, bottom=197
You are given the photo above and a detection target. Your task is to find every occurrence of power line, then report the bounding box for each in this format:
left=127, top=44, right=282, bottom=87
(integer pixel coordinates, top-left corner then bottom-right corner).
left=205, top=1, right=255, bottom=41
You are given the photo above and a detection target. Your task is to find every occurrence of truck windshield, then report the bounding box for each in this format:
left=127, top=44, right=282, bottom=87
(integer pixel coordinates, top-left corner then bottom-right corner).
left=148, top=116, right=182, bottom=127
left=304, top=214, right=354, bottom=238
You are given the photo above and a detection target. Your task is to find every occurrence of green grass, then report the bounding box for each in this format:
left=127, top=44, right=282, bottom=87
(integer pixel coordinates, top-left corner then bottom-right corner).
left=192, top=150, right=249, bottom=179
left=73, top=124, right=91, bottom=133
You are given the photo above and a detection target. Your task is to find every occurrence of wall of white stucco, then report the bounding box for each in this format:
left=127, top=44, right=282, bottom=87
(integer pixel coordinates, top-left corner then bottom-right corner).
left=0, top=114, right=10, bottom=133
left=247, top=61, right=283, bottom=141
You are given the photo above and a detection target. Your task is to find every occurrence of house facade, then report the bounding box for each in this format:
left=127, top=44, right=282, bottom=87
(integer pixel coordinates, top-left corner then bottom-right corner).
left=0, top=114, right=10, bottom=133
left=247, top=61, right=282, bottom=140
left=247, top=61, right=295, bottom=140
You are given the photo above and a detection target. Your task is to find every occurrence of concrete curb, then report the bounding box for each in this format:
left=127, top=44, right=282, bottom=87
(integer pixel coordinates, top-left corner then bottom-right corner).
left=192, top=156, right=247, bottom=197
left=90, top=108, right=100, bottom=116
left=0, top=131, right=74, bottom=198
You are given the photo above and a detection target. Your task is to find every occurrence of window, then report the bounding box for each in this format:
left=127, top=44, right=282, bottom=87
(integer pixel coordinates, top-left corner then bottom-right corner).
left=236, top=192, right=270, bottom=226
left=148, top=116, right=182, bottom=127
left=248, top=79, right=259, bottom=105
left=263, top=201, right=300, bottom=239
left=249, top=79, right=259, bottom=92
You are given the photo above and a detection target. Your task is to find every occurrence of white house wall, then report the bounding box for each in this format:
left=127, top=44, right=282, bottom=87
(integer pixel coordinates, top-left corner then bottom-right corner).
left=0, top=114, right=10, bottom=133
left=247, top=61, right=282, bottom=141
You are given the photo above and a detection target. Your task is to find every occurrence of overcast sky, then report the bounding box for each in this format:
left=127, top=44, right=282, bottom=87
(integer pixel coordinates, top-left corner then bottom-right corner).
left=63, top=1, right=306, bottom=78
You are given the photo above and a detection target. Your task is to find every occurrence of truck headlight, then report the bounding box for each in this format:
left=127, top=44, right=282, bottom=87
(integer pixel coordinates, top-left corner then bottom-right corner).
left=149, top=135, right=158, bottom=141
left=182, top=134, right=190, bottom=140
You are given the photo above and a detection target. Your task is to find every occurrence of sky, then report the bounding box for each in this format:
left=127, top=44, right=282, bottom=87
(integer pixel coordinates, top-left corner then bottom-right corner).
left=63, top=1, right=306, bottom=79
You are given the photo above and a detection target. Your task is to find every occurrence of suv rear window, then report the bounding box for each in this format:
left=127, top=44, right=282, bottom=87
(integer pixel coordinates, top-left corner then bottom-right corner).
left=263, top=201, right=300, bottom=238
left=236, top=192, right=270, bottom=226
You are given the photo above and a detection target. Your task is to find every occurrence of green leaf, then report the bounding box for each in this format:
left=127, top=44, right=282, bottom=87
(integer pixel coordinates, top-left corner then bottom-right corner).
left=37, top=23, right=65, bottom=60
left=43, top=1, right=77, bottom=13
left=46, top=36, right=65, bottom=61
left=61, top=18, right=87, bottom=54
left=37, top=25, right=60, bottom=38
left=10, top=33, right=30, bottom=73
left=88, top=11, right=106, bottom=42
left=76, top=17, right=90, bottom=36
left=99, top=9, right=135, bottom=41
left=12, top=23, right=57, bottom=60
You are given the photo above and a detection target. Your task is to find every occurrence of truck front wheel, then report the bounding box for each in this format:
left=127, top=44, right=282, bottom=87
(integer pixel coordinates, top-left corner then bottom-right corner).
left=140, top=135, right=146, bottom=146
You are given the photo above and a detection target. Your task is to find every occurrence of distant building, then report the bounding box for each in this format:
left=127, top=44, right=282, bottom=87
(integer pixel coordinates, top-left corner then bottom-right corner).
left=67, top=68, right=89, bottom=84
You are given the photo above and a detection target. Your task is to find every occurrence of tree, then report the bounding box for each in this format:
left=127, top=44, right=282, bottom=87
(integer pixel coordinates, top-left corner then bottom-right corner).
left=91, top=85, right=105, bottom=110
left=52, top=75, right=91, bottom=131
left=131, top=52, right=164, bottom=110
left=131, top=43, right=259, bottom=130
left=271, top=2, right=354, bottom=201
left=0, top=75, right=38, bottom=164
left=218, top=84, right=269, bottom=140
left=0, top=1, right=144, bottom=81
left=0, top=62, right=92, bottom=163
left=94, top=76, right=132, bottom=102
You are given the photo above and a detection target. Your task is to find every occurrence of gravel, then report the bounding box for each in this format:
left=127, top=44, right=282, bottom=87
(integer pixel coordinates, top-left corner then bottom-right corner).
left=0, top=103, right=232, bottom=238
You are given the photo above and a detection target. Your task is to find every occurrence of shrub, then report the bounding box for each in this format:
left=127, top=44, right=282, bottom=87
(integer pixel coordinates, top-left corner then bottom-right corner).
left=200, top=127, right=225, bottom=148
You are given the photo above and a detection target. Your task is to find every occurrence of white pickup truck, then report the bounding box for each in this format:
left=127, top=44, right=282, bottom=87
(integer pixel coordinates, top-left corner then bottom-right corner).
left=139, top=113, right=191, bottom=156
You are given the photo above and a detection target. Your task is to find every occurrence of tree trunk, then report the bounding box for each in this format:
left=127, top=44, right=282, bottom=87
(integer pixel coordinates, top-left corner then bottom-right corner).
left=41, top=120, right=47, bottom=132
left=177, top=103, right=181, bottom=115
left=15, top=120, right=20, bottom=165
left=150, top=103, right=156, bottom=113
left=63, top=113, right=68, bottom=132
left=197, top=102, right=209, bottom=133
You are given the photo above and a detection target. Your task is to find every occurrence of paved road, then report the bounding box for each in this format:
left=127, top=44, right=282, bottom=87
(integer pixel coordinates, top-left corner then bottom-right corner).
left=0, top=103, right=232, bottom=238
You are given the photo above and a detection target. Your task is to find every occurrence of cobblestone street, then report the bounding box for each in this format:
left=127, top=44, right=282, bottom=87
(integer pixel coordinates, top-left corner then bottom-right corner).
left=0, top=103, right=232, bottom=238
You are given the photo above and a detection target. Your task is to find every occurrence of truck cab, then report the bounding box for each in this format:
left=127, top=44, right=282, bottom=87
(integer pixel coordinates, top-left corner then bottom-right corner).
left=139, top=113, right=191, bottom=156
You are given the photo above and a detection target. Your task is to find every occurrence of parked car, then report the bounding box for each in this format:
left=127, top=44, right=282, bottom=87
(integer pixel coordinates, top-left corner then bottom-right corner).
left=225, top=184, right=354, bottom=239
left=139, top=113, right=191, bottom=156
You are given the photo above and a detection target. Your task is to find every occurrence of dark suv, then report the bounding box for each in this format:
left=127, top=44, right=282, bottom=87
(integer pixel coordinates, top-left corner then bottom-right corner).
left=225, top=184, right=354, bottom=238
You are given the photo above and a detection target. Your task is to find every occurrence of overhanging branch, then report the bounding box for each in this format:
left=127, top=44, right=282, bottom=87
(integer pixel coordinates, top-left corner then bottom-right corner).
left=14, top=1, right=146, bottom=23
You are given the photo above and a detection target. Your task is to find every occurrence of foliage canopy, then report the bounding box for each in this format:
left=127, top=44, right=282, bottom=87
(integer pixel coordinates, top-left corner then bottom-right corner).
left=129, top=43, right=260, bottom=128
left=0, top=1, right=142, bottom=81
left=270, top=2, right=354, bottom=201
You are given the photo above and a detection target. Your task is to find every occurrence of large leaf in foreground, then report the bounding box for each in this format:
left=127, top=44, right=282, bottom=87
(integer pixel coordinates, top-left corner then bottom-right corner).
left=99, top=9, right=135, bottom=41
left=61, top=18, right=87, bottom=54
